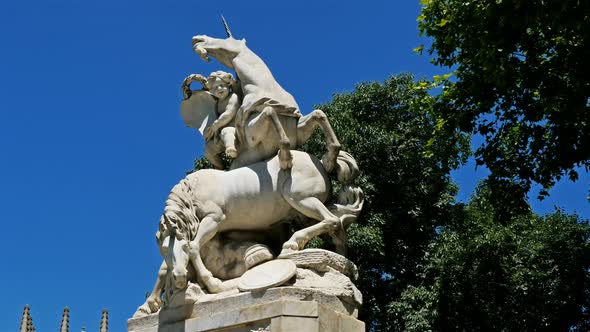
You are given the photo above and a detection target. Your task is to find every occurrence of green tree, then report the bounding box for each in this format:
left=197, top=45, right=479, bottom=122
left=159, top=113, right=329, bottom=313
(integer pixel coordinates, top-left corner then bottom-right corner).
left=302, top=74, right=469, bottom=330
left=389, top=183, right=590, bottom=331
left=417, top=0, right=590, bottom=199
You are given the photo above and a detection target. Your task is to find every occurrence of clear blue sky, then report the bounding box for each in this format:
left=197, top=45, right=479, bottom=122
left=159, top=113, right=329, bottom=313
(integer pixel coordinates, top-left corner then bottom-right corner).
left=0, top=1, right=587, bottom=331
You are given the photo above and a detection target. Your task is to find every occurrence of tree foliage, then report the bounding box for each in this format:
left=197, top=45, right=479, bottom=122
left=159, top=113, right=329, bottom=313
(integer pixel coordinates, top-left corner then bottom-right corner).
left=389, top=184, right=590, bottom=331
left=418, top=0, right=590, bottom=198
left=302, top=74, right=469, bottom=330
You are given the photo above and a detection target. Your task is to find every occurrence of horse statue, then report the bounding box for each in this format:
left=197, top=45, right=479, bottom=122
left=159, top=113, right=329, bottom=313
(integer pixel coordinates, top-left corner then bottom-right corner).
left=155, top=150, right=362, bottom=296
left=185, top=26, right=341, bottom=171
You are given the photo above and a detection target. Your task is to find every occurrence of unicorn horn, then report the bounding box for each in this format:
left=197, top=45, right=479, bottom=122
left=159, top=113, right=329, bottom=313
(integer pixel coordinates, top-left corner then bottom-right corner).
left=221, top=15, right=233, bottom=38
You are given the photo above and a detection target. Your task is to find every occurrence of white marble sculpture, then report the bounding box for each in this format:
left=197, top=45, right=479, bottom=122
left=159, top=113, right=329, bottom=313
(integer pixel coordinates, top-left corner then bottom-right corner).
left=188, top=29, right=342, bottom=171
left=132, top=20, right=364, bottom=321
left=181, top=71, right=240, bottom=169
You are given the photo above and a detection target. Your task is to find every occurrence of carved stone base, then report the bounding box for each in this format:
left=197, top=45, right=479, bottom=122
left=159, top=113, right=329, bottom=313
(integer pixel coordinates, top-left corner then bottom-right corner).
left=127, top=287, right=365, bottom=332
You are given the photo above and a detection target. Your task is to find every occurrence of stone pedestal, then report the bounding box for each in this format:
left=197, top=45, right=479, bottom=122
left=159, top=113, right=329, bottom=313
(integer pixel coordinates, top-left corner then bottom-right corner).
left=128, top=287, right=364, bottom=332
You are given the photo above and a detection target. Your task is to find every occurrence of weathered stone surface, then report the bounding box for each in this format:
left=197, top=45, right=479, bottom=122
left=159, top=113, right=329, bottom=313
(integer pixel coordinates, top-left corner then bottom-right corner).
left=292, top=268, right=363, bottom=312
left=280, top=249, right=359, bottom=280
left=127, top=287, right=364, bottom=332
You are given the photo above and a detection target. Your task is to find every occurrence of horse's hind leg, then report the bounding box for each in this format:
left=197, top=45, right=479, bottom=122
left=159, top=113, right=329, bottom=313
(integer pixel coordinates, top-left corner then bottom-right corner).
left=280, top=195, right=342, bottom=256
left=263, top=106, right=293, bottom=170
left=330, top=227, right=347, bottom=256
left=243, top=108, right=271, bottom=147
left=296, top=109, right=341, bottom=172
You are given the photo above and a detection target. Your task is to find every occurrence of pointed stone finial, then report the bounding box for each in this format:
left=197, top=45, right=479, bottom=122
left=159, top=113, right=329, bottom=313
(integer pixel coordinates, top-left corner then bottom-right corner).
left=99, top=309, right=108, bottom=332
left=19, top=305, right=31, bottom=332
left=28, top=313, right=35, bottom=332
left=59, top=307, right=70, bottom=332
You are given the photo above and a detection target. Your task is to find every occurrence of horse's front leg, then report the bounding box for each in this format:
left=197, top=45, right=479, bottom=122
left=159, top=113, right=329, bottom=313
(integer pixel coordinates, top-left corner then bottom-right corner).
left=189, top=215, right=237, bottom=293
left=132, top=261, right=168, bottom=318
left=296, top=109, right=341, bottom=172
left=147, top=261, right=167, bottom=311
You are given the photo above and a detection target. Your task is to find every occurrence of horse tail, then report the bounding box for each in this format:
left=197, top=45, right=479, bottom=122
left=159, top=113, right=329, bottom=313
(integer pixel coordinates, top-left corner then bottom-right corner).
left=325, top=151, right=364, bottom=227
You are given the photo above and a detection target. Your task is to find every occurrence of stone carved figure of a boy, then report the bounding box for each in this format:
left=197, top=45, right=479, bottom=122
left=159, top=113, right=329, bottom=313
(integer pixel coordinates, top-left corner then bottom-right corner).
left=182, top=71, right=240, bottom=169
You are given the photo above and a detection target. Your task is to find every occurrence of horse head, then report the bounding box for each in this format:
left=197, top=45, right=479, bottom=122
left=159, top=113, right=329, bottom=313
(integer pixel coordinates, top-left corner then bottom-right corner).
left=192, top=35, right=246, bottom=69
left=157, top=214, right=193, bottom=289
left=156, top=180, right=200, bottom=289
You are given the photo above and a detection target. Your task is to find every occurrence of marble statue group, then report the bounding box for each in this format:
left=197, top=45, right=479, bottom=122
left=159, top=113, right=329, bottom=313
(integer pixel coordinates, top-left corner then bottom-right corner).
left=132, top=19, right=365, bottom=321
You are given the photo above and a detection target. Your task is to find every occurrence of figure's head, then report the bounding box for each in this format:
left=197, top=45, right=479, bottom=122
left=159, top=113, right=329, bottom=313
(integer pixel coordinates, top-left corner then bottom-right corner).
left=156, top=180, right=199, bottom=289
left=205, top=71, right=235, bottom=100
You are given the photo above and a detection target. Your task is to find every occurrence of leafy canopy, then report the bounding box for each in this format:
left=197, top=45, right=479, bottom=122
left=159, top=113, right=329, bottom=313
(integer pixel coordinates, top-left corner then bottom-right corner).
left=389, top=184, right=590, bottom=331
left=418, top=0, right=590, bottom=198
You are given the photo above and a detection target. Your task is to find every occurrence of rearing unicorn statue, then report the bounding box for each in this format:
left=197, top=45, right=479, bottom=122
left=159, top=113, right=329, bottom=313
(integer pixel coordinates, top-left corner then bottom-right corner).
left=185, top=20, right=342, bottom=171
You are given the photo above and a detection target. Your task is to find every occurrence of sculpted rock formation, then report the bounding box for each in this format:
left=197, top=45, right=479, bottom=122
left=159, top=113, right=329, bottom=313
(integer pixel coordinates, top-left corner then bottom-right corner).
left=132, top=20, right=365, bottom=325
